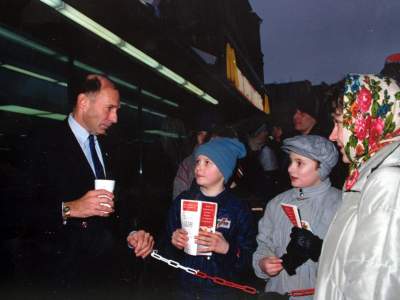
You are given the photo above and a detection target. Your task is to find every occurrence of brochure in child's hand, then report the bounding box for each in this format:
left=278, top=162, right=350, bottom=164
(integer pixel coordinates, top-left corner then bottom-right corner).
left=181, top=199, right=218, bottom=256
left=280, top=203, right=302, bottom=228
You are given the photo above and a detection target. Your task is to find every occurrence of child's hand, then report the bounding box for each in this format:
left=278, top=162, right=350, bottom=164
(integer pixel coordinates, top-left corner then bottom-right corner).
left=171, top=228, right=188, bottom=250
left=259, top=256, right=283, bottom=277
left=195, top=231, right=229, bottom=254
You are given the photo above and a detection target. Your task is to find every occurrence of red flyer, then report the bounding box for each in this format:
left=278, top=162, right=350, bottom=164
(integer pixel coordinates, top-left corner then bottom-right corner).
left=281, top=203, right=302, bottom=228
left=181, top=200, right=218, bottom=256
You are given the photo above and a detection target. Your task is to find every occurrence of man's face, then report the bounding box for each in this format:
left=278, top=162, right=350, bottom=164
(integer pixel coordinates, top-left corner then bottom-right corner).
left=329, top=110, right=350, bottom=164
left=293, top=109, right=317, bottom=135
left=82, top=86, right=120, bottom=135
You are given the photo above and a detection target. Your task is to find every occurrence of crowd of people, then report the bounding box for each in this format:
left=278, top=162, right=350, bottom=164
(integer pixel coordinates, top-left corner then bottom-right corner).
left=3, top=72, right=400, bottom=300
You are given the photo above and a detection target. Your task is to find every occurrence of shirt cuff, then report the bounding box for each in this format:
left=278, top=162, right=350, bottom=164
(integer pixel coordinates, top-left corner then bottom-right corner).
left=62, top=202, right=67, bottom=225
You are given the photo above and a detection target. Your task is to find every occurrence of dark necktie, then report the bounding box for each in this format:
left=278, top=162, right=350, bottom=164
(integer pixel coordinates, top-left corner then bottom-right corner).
left=89, top=134, right=105, bottom=179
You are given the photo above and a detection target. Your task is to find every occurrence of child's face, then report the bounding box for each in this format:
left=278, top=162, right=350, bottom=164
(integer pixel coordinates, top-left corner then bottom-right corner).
left=288, top=152, right=321, bottom=188
left=195, top=155, right=224, bottom=189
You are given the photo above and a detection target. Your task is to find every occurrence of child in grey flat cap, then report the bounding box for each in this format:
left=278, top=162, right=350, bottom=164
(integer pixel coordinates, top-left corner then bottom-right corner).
left=253, top=135, right=342, bottom=299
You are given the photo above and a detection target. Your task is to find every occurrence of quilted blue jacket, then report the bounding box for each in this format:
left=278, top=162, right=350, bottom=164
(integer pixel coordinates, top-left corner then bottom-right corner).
left=163, top=186, right=256, bottom=295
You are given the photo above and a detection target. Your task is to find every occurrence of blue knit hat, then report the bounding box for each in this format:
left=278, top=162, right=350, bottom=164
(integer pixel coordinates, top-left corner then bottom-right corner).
left=195, top=138, right=246, bottom=183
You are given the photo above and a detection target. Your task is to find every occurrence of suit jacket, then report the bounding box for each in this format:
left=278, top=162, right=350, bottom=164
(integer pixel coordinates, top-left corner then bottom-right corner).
left=25, top=121, right=129, bottom=280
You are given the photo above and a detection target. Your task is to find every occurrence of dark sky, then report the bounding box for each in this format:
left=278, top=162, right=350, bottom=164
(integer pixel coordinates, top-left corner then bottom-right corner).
left=249, top=0, right=400, bottom=84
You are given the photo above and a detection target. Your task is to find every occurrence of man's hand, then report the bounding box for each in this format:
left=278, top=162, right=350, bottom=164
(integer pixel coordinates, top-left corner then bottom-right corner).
left=259, top=256, right=283, bottom=277
left=171, top=228, right=188, bottom=250
left=65, top=189, right=114, bottom=218
left=195, top=231, right=229, bottom=254
left=127, top=230, right=154, bottom=258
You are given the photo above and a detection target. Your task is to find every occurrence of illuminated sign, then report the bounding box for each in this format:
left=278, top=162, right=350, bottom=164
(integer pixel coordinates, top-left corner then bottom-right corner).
left=226, top=43, right=269, bottom=113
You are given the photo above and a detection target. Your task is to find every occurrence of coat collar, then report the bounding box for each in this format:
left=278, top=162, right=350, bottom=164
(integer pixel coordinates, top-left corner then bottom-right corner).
left=290, top=178, right=332, bottom=202
left=62, top=120, right=112, bottom=179
left=349, top=141, right=400, bottom=192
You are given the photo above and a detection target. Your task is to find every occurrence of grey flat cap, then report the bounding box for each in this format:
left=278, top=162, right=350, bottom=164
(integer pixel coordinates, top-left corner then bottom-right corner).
left=282, top=135, right=338, bottom=180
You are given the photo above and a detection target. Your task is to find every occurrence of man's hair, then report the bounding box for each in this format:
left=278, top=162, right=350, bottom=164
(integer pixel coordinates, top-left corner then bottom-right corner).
left=69, top=74, right=107, bottom=107
left=74, top=75, right=103, bottom=98
left=332, top=95, right=344, bottom=114
left=79, top=76, right=102, bottom=95
left=294, top=91, right=319, bottom=121
left=329, top=80, right=345, bottom=114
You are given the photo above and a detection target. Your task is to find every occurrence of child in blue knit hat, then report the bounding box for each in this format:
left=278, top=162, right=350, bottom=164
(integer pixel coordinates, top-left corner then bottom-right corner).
left=164, top=137, right=256, bottom=300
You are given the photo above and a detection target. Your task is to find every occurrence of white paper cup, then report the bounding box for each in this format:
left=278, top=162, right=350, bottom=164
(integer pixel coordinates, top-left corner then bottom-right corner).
left=95, top=179, right=115, bottom=207
left=95, top=179, right=115, bottom=192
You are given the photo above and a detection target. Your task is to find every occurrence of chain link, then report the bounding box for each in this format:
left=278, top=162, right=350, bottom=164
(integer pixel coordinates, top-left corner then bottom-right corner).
left=289, top=288, right=315, bottom=297
left=195, top=273, right=257, bottom=295
left=151, top=250, right=190, bottom=273
left=150, top=250, right=258, bottom=295
left=183, top=267, right=198, bottom=275
left=150, top=250, right=312, bottom=297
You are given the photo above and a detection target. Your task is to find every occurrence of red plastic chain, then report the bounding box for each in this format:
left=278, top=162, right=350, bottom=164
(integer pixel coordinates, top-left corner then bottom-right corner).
left=194, top=271, right=258, bottom=295
left=288, top=288, right=315, bottom=297
left=150, top=250, right=312, bottom=297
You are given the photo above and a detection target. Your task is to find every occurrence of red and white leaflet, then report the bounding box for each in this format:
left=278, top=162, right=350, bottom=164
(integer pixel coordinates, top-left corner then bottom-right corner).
left=181, top=199, right=218, bottom=256
left=281, top=203, right=302, bottom=227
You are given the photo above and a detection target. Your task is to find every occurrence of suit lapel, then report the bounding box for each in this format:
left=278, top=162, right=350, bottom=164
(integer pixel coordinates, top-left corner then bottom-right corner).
left=62, top=121, right=96, bottom=180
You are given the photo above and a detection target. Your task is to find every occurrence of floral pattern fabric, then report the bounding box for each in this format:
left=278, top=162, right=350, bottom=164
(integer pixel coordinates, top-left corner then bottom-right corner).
left=342, top=74, right=400, bottom=190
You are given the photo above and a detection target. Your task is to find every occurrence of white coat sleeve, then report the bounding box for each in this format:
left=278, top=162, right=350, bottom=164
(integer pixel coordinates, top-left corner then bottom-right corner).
left=343, top=166, right=400, bottom=300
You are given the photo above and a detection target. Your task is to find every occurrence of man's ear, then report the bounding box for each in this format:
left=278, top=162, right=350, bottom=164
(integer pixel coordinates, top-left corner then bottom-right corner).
left=77, top=93, right=89, bottom=111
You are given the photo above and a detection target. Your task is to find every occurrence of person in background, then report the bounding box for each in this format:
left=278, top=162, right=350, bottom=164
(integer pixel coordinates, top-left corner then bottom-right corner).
left=315, top=74, right=400, bottom=300
left=253, top=135, right=341, bottom=299
left=278, top=92, right=346, bottom=192
left=272, top=125, right=284, bottom=145
left=22, top=74, right=154, bottom=295
left=172, top=111, right=222, bottom=199
left=293, top=97, right=319, bottom=136
left=258, top=123, right=279, bottom=197
left=267, top=123, right=293, bottom=194
left=292, top=90, right=334, bottom=138
left=272, top=96, right=324, bottom=195
left=173, top=130, right=210, bottom=199
left=240, top=122, right=279, bottom=208
left=165, top=137, right=256, bottom=300
left=380, top=52, right=400, bottom=84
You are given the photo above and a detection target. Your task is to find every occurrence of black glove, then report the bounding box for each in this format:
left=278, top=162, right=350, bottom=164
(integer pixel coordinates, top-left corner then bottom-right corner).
left=280, top=237, right=309, bottom=276
left=290, top=227, right=323, bottom=262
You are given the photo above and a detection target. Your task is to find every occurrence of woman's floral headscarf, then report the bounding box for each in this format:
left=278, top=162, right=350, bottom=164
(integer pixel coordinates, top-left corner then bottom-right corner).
left=342, top=74, right=400, bottom=190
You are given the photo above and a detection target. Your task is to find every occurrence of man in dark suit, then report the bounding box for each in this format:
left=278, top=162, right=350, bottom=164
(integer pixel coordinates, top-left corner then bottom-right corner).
left=23, top=74, right=154, bottom=295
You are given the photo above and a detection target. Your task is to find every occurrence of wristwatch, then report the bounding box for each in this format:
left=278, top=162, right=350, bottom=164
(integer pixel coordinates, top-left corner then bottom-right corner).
left=62, top=203, right=71, bottom=221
